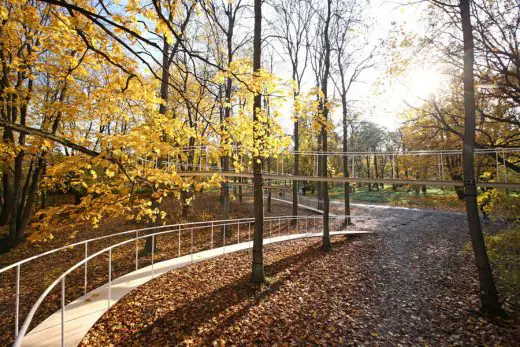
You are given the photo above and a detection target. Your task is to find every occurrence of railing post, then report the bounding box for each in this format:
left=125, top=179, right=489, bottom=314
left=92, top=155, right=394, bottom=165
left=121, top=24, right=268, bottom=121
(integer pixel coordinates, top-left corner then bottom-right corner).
left=178, top=225, right=181, bottom=257
left=151, top=235, right=155, bottom=278
left=441, top=152, right=444, bottom=180
left=392, top=155, right=395, bottom=179
left=495, top=152, right=499, bottom=182
left=15, top=264, right=20, bottom=338
left=135, top=231, right=139, bottom=271
left=211, top=222, right=214, bottom=249
left=278, top=217, right=281, bottom=236
left=352, top=155, right=355, bottom=178
left=248, top=221, right=251, bottom=247
left=503, top=149, right=508, bottom=183
left=108, top=248, right=112, bottom=308
left=190, top=229, right=194, bottom=263
left=237, top=221, right=240, bottom=243
left=61, top=277, right=65, bottom=347
left=84, top=243, right=88, bottom=295
left=223, top=224, right=226, bottom=254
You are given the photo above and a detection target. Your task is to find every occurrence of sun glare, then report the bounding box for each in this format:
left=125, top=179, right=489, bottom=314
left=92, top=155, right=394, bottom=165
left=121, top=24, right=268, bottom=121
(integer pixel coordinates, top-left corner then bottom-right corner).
left=404, top=67, right=447, bottom=101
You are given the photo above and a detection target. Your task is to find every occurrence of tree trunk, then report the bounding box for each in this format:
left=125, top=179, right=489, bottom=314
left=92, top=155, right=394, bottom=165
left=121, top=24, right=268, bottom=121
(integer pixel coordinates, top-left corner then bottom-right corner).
left=317, top=133, right=323, bottom=209
left=342, top=99, right=351, bottom=225
left=460, top=0, right=503, bottom=317
left=292, top=103, right=299, bottom=217
left=321, top=0, right=332, bottom=252
left=374, top=153, right=379, bottom=191
left=366, top=156, right=371, bottom=191
left=267, top=157, right=272, bottom=213
left=8, top=144, right=24, bottom=247
left=0, top=167, right=11, bottom=225
left=251, top=0, right=265, bottom=284
left=238, top=177, right=243, bottom=202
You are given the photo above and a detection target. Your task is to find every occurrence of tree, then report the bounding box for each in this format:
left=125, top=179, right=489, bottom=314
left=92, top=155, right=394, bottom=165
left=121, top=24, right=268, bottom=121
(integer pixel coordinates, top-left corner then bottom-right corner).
left=459, top=0, right=504, bottom=316
left=272, top=0, right=313, bottom=218
left=251, top=0, right=265, bottom=283
left=201, top=0, right=250, bottom=222
left=331, top=0, right=376, bottom=223
left=318, top=0, right=333, bottom=251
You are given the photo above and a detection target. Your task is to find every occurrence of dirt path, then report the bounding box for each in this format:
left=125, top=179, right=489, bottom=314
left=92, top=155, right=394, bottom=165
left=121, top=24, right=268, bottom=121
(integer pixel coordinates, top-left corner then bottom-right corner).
left=81, top=208, right=519, bottom=346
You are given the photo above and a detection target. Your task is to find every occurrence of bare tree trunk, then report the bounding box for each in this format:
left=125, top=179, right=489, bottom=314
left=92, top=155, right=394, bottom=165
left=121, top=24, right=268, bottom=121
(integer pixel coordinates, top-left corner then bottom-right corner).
left=460, top=0, right=503, bottom=317
left=238, top=176, right=243, bottom=202
left=251, top=0, right=265, bottom=283
left=321, top=0, right=332, bottom=251
left=0, top=166, right=11, bottom=225
left=146, top=36, right=171, bottom=255
left=342, top=113, right=351, bottom=225
left=317, top=133, right=323, bottom=210
left=374, top=153, right=379, bottom=191
left=267, top=157, right=272, bottom=213
left=292, top=113, right=299, bottom=217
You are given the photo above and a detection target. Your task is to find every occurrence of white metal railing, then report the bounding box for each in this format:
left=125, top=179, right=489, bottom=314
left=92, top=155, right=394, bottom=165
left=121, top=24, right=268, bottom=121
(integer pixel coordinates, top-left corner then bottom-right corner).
left=4, top=213, right=373, bottom=347
left=136, top=146, right=519, bottom=185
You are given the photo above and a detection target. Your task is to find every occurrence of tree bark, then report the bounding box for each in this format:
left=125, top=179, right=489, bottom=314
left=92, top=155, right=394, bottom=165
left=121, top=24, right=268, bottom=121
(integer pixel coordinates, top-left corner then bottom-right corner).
left=267, top=157, right=272, bottom=213
left=251, top=0, right=265, bottom=283
left=0, top=166, right=11, bottom=225
left=342, top=107, right=351, bottom=225
left=460, top=0, right=503, bottom=317
left=292, top=112, right=299, bottom=217
left=321, top=0, right=332, bottom=252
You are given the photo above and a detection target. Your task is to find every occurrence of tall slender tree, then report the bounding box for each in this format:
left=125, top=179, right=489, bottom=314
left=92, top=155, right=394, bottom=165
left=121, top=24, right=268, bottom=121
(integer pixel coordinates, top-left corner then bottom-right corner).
left=202, top=0, right=249, bottom=221
left=272, top=0, right=313, bottom=217
left=319, top=0, right=333, bottom=251
left=331, top=0, right=376, bottom=224
left=251, top=0, right=265, bottom=283
left=458, top=0, right=504, bottom=316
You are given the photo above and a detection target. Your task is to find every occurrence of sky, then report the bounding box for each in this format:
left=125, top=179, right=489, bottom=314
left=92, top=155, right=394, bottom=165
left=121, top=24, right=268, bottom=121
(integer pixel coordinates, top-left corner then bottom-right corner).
left=270, top=0, right=449, bottom=133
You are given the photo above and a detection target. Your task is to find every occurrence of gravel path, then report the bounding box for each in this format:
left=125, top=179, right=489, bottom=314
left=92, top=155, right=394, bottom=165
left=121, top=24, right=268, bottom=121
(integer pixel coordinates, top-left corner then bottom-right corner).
left=81, top=207, right=519, bottom=346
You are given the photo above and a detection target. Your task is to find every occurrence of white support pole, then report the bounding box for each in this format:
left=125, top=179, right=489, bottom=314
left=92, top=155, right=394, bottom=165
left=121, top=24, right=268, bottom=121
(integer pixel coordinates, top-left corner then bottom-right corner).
left=84, top=243, right=88, bottom=295
left=108, top=249, right=112, bottom=308
left=61, top=277, right=65, bottom=347
left=441, top=152, right=444, bottom=180
left=503, top=149, right=508, bottom=183
left=190, top=229, right=193, bottom=264
left=392, top=155, right=396, bottom=179
left=15, top=264, right=20, bottom=338
left=352, top=155, right=355, bottom=178
left=496, top=152, right=500, bottom=182
left=135, top=231, right=139, bottom=271
left=438, top=154, right=441, bottom=180
left=211, top=222, right=214, bottom=249
left=151, top=235, right=155, bottom=278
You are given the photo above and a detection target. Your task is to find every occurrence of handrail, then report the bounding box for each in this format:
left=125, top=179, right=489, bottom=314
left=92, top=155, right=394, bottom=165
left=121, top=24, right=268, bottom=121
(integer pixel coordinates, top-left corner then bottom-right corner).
left=0, top=215, right=293, bottom=275
left=11, top=214, right=366, bottom=347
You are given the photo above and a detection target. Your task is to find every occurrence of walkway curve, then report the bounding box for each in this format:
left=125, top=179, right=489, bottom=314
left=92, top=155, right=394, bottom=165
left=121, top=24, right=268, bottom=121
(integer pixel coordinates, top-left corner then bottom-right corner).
left=22, top=229, right=371, bottom=347
left=177, top=171, right=520, bottom=189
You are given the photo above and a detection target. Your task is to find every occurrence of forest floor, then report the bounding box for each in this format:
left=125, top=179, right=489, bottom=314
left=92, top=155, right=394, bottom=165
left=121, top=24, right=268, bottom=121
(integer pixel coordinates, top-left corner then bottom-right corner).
left=80, top=204, right=519, bottom=346
left=1, top=192, right=518, bottom=345
left=0, top=193, right=319, bottom=345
